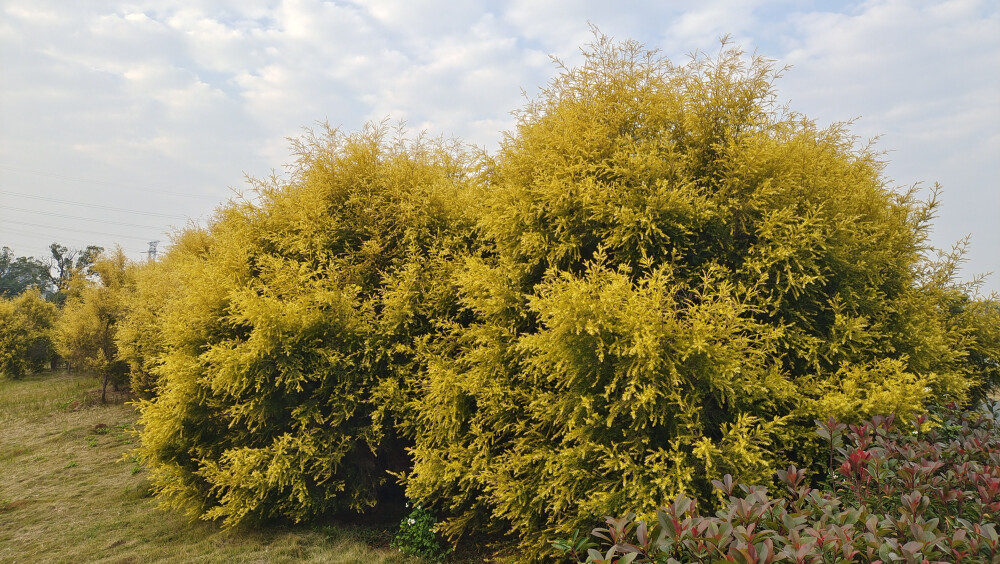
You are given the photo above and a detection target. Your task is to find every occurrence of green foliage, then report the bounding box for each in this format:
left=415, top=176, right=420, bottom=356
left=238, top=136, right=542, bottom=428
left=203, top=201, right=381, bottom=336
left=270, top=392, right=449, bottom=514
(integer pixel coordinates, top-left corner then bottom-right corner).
left=0, top=288, right=58, bottom=378
left=551, top=529, right=598, bottom=562
left=0, top=247, right=52, bottom=298
left=48, top=243, right=103, bottom=293
left=401, top=33, right=998, bottom=554
left=134, top=122, right=478, bottom=527
left=391, top=504, right=451, bottom=561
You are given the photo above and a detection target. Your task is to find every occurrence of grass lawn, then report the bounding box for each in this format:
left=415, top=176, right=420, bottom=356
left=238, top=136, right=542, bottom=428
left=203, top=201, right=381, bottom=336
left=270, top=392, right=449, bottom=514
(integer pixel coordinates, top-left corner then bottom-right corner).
left=0, top=371, right=436, bottom=564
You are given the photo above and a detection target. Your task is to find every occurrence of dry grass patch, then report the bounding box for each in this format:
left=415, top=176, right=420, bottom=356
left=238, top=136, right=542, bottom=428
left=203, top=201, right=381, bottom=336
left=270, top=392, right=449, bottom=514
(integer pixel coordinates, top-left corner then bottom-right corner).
left=0, top=372, right=430, bottom=564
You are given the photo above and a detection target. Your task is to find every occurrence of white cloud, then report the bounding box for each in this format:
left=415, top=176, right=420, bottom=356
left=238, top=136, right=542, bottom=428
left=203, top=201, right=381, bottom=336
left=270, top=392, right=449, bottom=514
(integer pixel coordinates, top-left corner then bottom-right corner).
left=1, top=3, right=60, bottom=23
left=770, top=0, right=1000, bottom=284
left=1, top=0, right=996, bottom=288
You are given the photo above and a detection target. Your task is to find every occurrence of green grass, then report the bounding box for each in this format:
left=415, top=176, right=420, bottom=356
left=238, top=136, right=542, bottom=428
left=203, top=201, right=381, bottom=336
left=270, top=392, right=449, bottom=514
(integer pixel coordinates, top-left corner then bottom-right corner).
left=0, top=371, right=441, bottom=564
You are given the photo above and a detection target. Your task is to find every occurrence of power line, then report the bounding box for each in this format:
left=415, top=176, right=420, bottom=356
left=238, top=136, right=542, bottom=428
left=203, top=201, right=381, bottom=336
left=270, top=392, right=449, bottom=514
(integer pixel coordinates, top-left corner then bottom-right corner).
left=1, top=225, right=170, bottom=255
left=3, top=205, right=166, bottom=230
left=0, top=189, right=188, bottom=219
left=2, top=218, right=162, bottom=241
left=0, top=164, right=217, bottom=200
left=0, top=224, right=110, bottom=243
left=0, top=225, right=64, bottom=240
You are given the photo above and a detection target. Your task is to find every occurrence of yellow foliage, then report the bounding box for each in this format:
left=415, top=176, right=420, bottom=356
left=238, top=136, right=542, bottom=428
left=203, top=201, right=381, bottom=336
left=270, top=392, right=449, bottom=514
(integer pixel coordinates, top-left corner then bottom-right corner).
left=811, top=359, right=936, bottom=425
left=398, top=33, right=996, bottom=554
left=122, top=32, right=1000, bottom=562
left=0, top=288, right=57, bottom=378
left=134, top=122, right=478, bottom=525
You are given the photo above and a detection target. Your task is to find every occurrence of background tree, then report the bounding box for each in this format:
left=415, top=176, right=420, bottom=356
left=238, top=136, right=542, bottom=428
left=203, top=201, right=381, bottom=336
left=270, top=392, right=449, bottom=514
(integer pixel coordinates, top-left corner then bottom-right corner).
left=53, top=247, right=130, bottom=401
left=0, top=247, right=53, bottom=298
left=47, top=243, right=103, bottom=305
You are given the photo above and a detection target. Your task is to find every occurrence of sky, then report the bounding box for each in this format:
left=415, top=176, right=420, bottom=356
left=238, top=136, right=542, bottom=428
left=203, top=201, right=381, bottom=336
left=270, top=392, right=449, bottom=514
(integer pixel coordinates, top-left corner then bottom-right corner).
left=1, top=0, right=998, bottom=294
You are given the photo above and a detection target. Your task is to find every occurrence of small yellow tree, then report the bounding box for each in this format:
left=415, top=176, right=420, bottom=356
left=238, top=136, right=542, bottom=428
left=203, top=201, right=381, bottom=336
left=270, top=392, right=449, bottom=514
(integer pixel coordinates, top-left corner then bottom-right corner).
left=53, top=248, right=132, bottom=402
left=0, top=288, right=58, bottom=378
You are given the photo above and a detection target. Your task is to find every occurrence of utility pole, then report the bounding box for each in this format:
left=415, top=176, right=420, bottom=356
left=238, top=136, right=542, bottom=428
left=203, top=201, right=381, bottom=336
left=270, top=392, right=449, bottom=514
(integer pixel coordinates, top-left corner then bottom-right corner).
left=147, top=240, right=159, bottom=262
